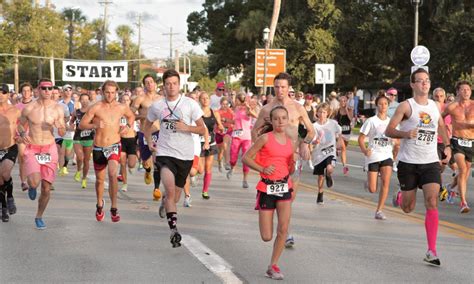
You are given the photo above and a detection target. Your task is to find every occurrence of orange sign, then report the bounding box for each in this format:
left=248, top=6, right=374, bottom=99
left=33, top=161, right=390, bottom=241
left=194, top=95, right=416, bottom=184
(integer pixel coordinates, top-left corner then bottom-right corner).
left=254, top=48, right=286, bottom=87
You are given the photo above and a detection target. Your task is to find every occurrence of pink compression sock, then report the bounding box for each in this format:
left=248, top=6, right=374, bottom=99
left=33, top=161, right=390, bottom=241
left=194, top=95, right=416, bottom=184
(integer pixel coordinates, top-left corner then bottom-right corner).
left=425, top=209, right=439, bottom=255
left=203, top=172, right=212, bottom=193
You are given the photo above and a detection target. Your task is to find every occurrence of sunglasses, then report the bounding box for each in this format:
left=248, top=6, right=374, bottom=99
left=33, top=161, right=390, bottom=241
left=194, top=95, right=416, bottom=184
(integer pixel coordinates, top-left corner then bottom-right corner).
left=217, top=88, right=225, bottom=91
left=40, top=86, right=53, bottom=91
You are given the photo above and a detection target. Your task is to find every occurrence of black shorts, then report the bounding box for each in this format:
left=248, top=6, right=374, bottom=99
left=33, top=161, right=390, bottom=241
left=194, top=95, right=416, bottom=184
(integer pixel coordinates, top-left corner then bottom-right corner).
left=0, top=144, right=18, bottom=164
left=368, top=158, right=393, bottom=172
left=397, top=161, right=441, bottom=191
left=55, top=138, right=63, bottom=146
left=121, top=137, right=137, bottom=156
left=313, top=156, right=336, bottom=175
left=92, top=142, right=121, bottom=171
left=254, top=189, right=293, bottom=210
left=200, top=143, right=218, bottom=157
left=437, top=143, right=455, bottom=165
left=451, top=137, right=473, bottom=163
left=155, top=156, right=192, bottom=188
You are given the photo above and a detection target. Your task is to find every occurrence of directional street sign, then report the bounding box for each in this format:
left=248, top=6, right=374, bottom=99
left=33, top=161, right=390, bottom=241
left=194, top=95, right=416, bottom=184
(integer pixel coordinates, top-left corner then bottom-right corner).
left=315, top=64, right=335, bottom=84
left=254, top=48, right=286, bottom=87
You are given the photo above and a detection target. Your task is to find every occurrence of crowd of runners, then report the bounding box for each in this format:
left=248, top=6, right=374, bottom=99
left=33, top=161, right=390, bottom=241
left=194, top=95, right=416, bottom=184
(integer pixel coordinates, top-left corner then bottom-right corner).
left=0, top=68, right=472, bottom=279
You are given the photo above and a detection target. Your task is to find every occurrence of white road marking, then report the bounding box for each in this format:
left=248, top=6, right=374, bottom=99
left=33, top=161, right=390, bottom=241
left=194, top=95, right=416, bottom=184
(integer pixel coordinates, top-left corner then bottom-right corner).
left=336, top=161, right=364, bottom=169
left=182, top=234, right=242, bottom=284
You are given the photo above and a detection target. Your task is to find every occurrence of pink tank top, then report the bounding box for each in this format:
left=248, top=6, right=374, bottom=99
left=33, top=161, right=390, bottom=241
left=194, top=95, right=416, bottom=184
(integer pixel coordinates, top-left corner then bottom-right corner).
left=233, top=107, right=252, bottom=140
left=255, top=132, right=293, bottom=192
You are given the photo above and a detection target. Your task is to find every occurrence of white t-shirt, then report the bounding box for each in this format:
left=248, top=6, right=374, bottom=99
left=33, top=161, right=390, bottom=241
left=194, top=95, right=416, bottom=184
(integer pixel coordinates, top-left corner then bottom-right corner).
left=147, top=94, right=203, bottom=160
left=360, top=115, right=393, bottom=166
left=311, top=119, right=341, bottom=165
left=210, top=94, right=223, bottom=110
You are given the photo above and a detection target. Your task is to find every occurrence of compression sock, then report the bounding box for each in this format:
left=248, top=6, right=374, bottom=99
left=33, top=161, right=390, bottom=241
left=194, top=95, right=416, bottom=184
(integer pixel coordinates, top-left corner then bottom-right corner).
left=64, top=158, right=69, bottom=167
left=5, top=178, right=13, bottom=198
left=425, top=208, right=439, bottom=255
left=203, top=172, right=212, bottom=193
left=166, top=212, right=177, bottom=230
left=153, top=168, right=161, bottom=188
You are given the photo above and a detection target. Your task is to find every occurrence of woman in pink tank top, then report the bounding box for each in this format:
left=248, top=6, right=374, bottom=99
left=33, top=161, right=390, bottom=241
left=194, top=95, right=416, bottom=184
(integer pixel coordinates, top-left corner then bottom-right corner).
left=243, top=106, right=294, bottom=280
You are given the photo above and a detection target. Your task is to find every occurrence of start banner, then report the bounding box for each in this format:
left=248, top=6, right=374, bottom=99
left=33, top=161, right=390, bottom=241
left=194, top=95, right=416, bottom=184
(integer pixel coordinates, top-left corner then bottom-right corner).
left=62, top=60, right=128, bottom=82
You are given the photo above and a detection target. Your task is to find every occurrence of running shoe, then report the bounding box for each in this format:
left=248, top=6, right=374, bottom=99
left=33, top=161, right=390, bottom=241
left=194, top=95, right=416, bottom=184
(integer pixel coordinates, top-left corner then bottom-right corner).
left=265, top=264, right=284, bottom=280
left=28, top=187, right=37, bottom=201
left=159, top=201, right=166, bottom=218
left=110, top=208, right=120, bottom=222
left=170, top=229, right=182, bottom=248
left=226, top=169, right=233, bottom=180
left=446, top=186, right=456, bottom=204
left=317, top=192, right=324, bottom=205
left=121, top=184, right=128, bottom=192
left=74, top=171, right=81, bottom=182
left=392, top=190, right=402, bottom=207
left=374, top=211, right=386, bottom=220
left=153, top=188, right=161, bottom=201
left=59, top=167, right=69, bottom=176
left=183, top=195, right=192, bottom=207
left=35, top=218, right=46, bottom=230
left=144, top=172, right=152, bottom=185
left=202, top=192, right=210, bottom=199
left=392, top=162, right=398, bottom=173
left=96, top=200, right=105, bottom=222
left=242, top=180, right=249, bottom=189
left=343, top=166, right=349, bottom=176
left=308, top=160, right=314, bottom=170
left=7, top=197, right=16, bottom=215
left=423, top=250, right=440, bottom=266
left=2, top=207, right=9, bottom=222
left=460, top=202, right=470, bottom=214
left=224, top=164, right=231, bottom=171
left=81, top=179, right=87, bottom=189
left=117, top=175, right=123, bottom=182
left=285, top=235, right=295, bottom=248
left=218, top=160, right=223, bottom=173
left=21, top=181, right=28, bottom=191
left=324, top=169, right=333, bottom=188
left=439, top=185, right=448, bottom=202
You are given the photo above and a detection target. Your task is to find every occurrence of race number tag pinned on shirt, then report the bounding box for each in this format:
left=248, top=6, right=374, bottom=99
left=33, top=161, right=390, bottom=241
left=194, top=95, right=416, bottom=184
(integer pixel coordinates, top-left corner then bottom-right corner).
left=35, top=153, right=51, bottom=165
left=103, top=145, right=119, bottom=159
left=341, top=125, right=350, bottom=132
left=232, top=129, right=243, bottom=137
left=0, top=150, right=7, bottom=160
left=266, top=182, right=289, bottom=195
left=163, top=119, right=178, bottom=133
left=415, top=128, right=435, bottom=146
left=321, top=145, right=334, bottom=156
left=120, top=117, right=127, bottom=126
left=458, top=139, right=472, bottom=147
left=373, top=137, right=389, bottom=148
left=200, top=135, right=206, bottom=143
left=80, top=130, right=92, bottom=138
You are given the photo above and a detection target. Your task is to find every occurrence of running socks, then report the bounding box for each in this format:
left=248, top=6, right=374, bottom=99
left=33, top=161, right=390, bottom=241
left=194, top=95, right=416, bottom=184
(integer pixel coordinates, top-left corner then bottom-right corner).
left=64, top=158, right=69, bottom=167
left=144, top=166, right=151, bottom=173
left=425, top=208, right=439, bottom=255
left=203, top=172, right=212, bottom=193
left=5, top=178, right=13, bottom=198
left=153, top=168, right=161, bottom=189
left=166, top=212, right=177, bottom=230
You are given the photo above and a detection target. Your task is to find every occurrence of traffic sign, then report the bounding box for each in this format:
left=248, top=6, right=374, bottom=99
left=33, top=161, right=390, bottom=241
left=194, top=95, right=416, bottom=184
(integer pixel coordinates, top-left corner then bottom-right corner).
left=411, top=65, right=429, bottom=73
left=410, top=45, right=430, bottom=66
left=315, top=64, right=335, bottom=84
left=254, top=49, right=286, bottom=87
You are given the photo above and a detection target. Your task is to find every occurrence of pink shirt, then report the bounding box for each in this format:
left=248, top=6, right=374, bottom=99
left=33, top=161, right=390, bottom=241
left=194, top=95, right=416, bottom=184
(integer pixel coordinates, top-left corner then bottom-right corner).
left=233, top=107, right=252, bottom=141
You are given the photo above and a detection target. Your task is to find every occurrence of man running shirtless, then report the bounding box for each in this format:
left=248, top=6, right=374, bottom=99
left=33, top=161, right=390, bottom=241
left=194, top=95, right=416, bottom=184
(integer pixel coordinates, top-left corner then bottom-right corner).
left=80, top=80, right=135, bottom=222
left=442, top=80, right=473, bottom=213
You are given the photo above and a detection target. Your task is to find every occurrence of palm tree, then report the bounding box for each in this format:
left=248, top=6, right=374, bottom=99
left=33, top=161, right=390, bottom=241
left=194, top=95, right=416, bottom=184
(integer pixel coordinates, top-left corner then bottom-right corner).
left=62, top=8, right=86, bottom=58
left=91, top=19, right=105, bottom=59
left=116, top=25, right=134, bottom=59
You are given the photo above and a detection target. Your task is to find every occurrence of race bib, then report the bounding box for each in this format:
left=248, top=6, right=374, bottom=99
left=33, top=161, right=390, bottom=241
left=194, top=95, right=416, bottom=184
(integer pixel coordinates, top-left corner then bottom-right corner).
left=120, top=117, right=127, bottom=126
left=232, top=129, right=243, bottom=137
left=341, top=125, right=351, bottom=132
left=373, top=137, right=389, bottom=148
left=80, top=130, right=92, bottom=138
left=0, top=150, right=7, bottom=160
left=103, top=145, right=119, bottom=159
left=163, top=119, right=178, bottom=133
left=321, top=145, right=334, bottom=156
left=415, top=128, right=435, bottom=146
left=35, top=153, right=51, bottom=165
left=266, top=182, right=289, bottom=195
left=457, top=139, right=472, bottom=148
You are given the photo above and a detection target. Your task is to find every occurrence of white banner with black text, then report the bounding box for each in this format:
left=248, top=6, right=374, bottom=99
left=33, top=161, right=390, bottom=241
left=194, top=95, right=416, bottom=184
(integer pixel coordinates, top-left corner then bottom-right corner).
left=62, top=60, right=128, bottom=82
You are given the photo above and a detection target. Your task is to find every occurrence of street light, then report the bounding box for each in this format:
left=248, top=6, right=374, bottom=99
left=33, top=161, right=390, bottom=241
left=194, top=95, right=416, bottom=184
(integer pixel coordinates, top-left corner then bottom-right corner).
left=262, top=27, right=270, bottom=96
left=411, top=0, right=423, bottom=47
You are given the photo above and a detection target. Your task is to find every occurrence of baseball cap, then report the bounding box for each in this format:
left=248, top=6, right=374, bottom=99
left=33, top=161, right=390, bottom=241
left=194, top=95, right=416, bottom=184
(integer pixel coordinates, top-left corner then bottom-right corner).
left=63, top=84, right=73, bottom=90
left=0, top=83, right=9, bottom=94
left=216, top=82, right=225, bottom=89
left=386, top=88, right=398, bottom=95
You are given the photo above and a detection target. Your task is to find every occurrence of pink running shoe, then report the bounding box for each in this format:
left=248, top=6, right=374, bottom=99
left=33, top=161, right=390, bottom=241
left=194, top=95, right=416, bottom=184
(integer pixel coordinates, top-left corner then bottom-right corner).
left=266, top=264, right=284, bottom=280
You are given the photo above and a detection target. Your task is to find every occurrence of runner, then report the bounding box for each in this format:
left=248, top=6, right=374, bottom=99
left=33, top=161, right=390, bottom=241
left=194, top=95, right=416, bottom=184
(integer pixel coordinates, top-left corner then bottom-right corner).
left=386, top=87, right=401, bottom=172
left=358, top=95, right=393, bottom=219
left=18, top=79, right=66, bottom=229
left=442, top=80, right=473, bottom=213
left=16, top=82, right=34, bottom=192
left=79, top=80, right=135, bottom=223
left=144, top=69, right=206, bottom=248
left=386, top=68, right=451, bottom=266
left=252, top=72, right=315, bottom=248
left=242, top=106, right=294, bottom=280
left=311, top=103, right=342, bottom=204
left=119, top=93, right=138, bottom=192
left=198, top=91, right=224, bottom=199
left=58, top=84, right=75, bottom=176
left=210, top=81, right=226, bottom=110
left=226, top=92, right=257, bottom=188
left=131, top=74, right=162, bottom=198
left=71, top=93, right=94, bottom=189
left=216, top=96, right=234, bottom=172
left=0, top=83, right=21, bottom=222
left=333, top=93, right=353, bottom=175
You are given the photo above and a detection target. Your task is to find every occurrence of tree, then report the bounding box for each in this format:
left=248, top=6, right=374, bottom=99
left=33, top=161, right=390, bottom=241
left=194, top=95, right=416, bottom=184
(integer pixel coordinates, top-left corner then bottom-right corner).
left=116, top=25, right=134, bottom=59
left=62, top=8, right=86, bottom=58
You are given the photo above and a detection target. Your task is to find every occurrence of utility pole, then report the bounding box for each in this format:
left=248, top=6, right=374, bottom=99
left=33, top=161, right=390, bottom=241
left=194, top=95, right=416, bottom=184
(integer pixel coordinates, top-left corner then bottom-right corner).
left=135, top=14, right=142, bottom=85
left=162, top=27, right=179, bottom=68
left=99, top=0, right=113, bottom=60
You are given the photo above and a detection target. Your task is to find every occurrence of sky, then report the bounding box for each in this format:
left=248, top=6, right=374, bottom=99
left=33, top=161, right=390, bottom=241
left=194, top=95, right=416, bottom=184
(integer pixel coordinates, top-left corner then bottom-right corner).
left=49, top=0, right=207, bottom=60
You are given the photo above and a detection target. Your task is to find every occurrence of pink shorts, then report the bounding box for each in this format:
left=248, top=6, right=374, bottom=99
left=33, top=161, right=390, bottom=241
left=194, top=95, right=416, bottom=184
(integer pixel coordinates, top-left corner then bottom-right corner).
left=24, top=143, right=59, bottom=184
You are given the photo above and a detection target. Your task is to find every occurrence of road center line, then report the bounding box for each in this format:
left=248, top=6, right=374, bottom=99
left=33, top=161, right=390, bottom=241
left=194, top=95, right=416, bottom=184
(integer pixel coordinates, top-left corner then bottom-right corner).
left=182, top=234, right=243, bottom=284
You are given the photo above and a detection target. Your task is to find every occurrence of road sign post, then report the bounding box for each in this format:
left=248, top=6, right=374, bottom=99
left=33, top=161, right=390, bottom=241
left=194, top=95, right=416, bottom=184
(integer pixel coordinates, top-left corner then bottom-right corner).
left=315, top=64, right=335, bottom=102
left=254, top=49, right=286, bottom=90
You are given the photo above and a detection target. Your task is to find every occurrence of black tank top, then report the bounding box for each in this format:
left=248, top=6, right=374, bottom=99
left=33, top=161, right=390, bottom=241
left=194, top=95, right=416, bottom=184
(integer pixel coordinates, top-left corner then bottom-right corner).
left=335, top=111, right=351, bottom=135
left=202, top=109, right=216, bottom=144
left=305, top=106, right=316, bottom=123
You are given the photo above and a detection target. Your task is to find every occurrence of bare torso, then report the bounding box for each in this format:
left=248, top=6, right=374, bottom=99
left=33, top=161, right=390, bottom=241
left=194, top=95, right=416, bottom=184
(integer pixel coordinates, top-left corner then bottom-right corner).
left=0, top=105, right=21, bottom=149
left=90, top=101, right=129, bottom=147
left=22, top=100, right=64, bottom=145
left=448, top=101, right=474, bottom=139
